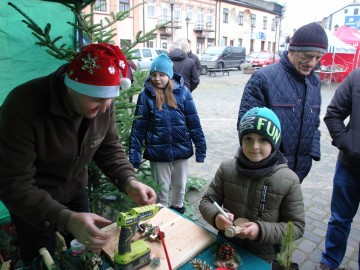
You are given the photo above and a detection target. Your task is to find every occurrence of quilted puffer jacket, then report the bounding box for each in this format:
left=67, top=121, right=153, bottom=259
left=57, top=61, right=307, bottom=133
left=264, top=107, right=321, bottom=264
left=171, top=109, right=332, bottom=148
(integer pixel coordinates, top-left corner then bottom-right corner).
left=237, top=51, right=322, bottom=182
left=199, top=158, right=305, bottom=262
left=129, top=73, right=206, bottom=168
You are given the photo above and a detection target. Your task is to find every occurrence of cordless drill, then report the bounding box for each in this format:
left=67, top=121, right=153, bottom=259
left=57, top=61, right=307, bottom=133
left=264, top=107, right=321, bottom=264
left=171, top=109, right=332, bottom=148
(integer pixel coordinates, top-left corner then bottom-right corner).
left=114, top=204, right=162, bottom=270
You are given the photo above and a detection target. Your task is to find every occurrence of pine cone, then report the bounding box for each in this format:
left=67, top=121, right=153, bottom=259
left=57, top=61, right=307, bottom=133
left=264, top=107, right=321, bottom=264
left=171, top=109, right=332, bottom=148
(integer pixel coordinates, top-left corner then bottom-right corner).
left=218, top=243, right=235, bottom=261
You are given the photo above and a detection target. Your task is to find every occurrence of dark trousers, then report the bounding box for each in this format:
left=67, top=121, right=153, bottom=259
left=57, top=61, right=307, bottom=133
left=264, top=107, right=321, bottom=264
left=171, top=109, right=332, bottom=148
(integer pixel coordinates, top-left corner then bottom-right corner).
left=321, top=160, right=360, bottom=269
left=10, top=190, right=89, bottom=266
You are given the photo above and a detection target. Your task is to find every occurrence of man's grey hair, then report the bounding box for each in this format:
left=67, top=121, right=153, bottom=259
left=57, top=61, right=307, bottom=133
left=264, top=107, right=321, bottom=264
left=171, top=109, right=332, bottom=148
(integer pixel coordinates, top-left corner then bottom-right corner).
left=168, top=41, right=182, bottom=52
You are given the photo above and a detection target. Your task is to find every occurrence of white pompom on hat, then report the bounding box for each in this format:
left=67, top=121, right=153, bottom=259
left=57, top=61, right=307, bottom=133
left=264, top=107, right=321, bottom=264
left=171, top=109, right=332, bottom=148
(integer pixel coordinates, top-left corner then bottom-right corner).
left=64, top=43, right=131, bottom=98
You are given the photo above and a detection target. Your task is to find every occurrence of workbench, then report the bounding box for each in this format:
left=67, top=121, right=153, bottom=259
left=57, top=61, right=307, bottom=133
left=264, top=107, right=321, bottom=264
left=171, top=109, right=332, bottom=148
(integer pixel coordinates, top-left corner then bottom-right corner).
left=101, top=207, right=271, bottom=269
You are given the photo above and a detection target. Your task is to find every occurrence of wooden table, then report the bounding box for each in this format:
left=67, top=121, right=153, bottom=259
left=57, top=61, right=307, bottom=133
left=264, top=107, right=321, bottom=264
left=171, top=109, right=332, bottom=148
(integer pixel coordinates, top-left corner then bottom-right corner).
left=101, top=207, right=270, bottom=269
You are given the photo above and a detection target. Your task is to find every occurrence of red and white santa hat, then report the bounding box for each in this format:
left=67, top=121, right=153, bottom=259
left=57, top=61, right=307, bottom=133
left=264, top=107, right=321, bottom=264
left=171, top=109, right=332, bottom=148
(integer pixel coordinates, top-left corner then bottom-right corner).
left=64, top=43, right=131, bottom=98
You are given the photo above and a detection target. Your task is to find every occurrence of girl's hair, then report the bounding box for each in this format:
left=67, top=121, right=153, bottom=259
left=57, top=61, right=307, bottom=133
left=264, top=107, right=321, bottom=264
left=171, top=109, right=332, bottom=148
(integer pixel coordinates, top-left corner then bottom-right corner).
left=151, top=80, right=178, bottom=111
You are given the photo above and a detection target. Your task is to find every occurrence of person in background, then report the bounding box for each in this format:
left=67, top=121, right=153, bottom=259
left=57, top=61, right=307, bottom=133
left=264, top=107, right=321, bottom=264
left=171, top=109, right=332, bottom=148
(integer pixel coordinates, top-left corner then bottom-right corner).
left=0, top=43, right=156, bottom=267
left=129, top=53, right=206, bottom=214
left=127, top=59, right=138, bottom=102
left=177, top=38, right=202, bottom=76
left=167, top=40, right=200, bottom=92
left=200, top=107, right=305, bottom=262
left=237, top=22, right=328, bottom=182
left=316, top=68, right=360, bottom=270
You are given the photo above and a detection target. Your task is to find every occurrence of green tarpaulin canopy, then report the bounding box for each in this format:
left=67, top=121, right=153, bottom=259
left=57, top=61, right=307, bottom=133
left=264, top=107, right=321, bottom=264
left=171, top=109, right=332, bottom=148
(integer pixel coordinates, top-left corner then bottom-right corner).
left=0, top=0, right=75, bottom=104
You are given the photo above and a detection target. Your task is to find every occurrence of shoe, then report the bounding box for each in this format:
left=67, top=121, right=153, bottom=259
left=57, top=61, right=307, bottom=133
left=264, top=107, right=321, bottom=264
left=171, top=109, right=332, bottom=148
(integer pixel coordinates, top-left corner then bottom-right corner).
left=315, top=262, right=349, bottom=270
left=170, top=206, right=186, bottom=214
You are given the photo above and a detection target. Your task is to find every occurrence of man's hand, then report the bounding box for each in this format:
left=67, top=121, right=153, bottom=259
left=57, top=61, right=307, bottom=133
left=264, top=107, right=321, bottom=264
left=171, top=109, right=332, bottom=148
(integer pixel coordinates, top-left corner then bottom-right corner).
left=67, top=212, right=112, bottom=249
left=125, top=179, right=157, bottom=205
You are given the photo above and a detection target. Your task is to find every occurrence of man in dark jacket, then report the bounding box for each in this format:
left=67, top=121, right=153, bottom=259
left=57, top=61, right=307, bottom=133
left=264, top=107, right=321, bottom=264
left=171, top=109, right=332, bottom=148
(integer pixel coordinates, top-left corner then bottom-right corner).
left=0, top=43, right=156, bottom=266
left=168, top=41, right=200, bottom=92
left=237, top=22, right=328, bottom=182
left=178, top=38, right=202, bottom=76
left=316, top=68, right=360, bottom=270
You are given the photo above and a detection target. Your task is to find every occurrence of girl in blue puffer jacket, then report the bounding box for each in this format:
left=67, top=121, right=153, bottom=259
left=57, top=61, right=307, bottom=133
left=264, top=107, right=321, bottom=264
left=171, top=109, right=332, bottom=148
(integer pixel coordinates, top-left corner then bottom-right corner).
left=129, top=53, right=206, bottom=214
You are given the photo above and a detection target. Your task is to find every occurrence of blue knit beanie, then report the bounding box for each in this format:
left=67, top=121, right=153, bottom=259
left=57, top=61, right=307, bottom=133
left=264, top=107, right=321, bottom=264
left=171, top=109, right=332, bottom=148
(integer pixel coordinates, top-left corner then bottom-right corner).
left=238, top=107, right=281, bottom=150
left=150, top=53, right=174, bottom=79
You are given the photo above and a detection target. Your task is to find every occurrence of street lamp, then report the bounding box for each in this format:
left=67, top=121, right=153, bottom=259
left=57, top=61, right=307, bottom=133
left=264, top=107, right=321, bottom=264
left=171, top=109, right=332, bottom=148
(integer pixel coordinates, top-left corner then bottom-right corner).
left=273, top=16, right=280, bottom=63
left=185, top=16, right=190, bottom=41
left=169, top=0, right=175, bottom=41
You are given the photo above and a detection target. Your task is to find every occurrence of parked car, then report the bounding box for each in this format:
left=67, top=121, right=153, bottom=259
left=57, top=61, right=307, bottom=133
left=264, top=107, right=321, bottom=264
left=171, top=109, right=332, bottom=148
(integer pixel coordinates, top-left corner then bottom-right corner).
left=131, top=47, right=168, bottom=71
left=200, top=46, right=246, bottom=75
left=245, top=51, right=260, bottom=63
left=250, top=51, right=280, bottom=68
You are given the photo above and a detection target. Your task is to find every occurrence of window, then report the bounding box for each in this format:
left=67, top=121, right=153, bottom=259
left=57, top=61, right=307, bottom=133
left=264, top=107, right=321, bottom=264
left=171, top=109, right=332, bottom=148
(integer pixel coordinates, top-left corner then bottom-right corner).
left=263, top=16, right=267, bottom=29
left=237, top=38, right=242, bottom=46
left=344, top=9, right=348, bottom=14
left=238, top=11, right=244, bottom=25
left=221, top=36, right=227, bottom=45
left=94, top=0, right=107, bottom=12
left=186, top=6, right=193, bottom=21
left=148, top=0, right=155, bottom=17
left=206, top=11, right=213, bottom=29
left=271, top=18, right=275, bottom=31
left=251, top=14, right=256, bottom=28
left=223, top=8, right=229, bottom=23
left=119, top=0, right=130, bottom=12
left=174, top=5, right=180, bottom=22
left=197, top=8, right=204, bottom=28
left=355, top=8, right=359, bottom=15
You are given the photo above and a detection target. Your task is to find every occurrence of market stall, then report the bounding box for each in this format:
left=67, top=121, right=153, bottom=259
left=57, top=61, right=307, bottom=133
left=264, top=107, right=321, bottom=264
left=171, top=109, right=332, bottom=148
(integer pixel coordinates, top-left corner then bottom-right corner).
left=318, top=29, right=356, bottom=84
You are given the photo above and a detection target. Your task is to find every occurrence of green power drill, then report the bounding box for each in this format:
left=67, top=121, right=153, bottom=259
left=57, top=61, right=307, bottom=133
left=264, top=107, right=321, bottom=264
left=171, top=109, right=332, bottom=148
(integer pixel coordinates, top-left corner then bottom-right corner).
left=114, top=204, right=162, bottom=270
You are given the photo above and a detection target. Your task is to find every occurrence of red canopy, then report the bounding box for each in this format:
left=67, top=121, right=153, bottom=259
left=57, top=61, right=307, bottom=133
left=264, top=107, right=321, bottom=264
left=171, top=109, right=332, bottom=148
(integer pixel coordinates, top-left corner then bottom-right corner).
left=334, top=26, right=360, bottom=47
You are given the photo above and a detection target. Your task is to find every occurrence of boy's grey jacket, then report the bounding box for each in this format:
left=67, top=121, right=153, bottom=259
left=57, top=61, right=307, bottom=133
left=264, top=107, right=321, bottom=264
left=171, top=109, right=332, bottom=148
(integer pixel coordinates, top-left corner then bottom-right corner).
left=237, top=51, right=322, bottom=181
left=324, top=68, right=360, bottom=177
left=199, top=158, right=305, bottom=262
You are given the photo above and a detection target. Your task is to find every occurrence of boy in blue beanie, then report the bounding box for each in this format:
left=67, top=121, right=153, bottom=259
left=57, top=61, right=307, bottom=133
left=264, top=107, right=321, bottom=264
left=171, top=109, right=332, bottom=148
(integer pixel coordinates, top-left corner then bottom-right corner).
left=129, top=53, right=206, bottom=214
left=200, top=107, right=305, bottom=262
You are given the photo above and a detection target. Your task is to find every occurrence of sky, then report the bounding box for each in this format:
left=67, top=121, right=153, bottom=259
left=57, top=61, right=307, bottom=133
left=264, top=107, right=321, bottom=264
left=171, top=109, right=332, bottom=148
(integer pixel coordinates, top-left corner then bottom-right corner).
left=275, top=0, right=351, bottom=38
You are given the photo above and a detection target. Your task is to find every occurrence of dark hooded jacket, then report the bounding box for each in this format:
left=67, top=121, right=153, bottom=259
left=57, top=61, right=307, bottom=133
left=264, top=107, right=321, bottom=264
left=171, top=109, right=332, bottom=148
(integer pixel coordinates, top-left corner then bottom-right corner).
left=324, top=68, right=360, bottom=177
left=168, top=48, right=200, bottom=92
left=237, top=51, right=322, bottom=182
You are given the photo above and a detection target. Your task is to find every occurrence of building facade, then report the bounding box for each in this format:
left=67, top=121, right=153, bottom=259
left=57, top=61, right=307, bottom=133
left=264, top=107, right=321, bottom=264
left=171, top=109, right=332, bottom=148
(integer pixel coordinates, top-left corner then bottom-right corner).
left=87, top=0, right=283, bottom=54
left=323, top=1, right=360, bottom=32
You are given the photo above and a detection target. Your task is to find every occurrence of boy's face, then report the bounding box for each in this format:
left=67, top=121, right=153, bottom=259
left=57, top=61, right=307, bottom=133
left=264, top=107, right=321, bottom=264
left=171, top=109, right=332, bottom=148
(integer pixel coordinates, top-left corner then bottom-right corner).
left=242, top=133, right=272, bottom=162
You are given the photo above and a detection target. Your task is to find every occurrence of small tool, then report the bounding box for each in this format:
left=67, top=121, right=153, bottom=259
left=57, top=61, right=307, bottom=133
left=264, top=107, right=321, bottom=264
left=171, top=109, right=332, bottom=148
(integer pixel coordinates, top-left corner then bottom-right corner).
left=208, top=196, right=236, bottom=226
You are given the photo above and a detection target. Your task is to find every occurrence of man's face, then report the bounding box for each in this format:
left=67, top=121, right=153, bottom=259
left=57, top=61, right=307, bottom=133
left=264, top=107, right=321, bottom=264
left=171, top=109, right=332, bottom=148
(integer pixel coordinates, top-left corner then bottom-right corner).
left=67, top=88, right=113, bottom=119
left=288, top=51, right=324, bottom=76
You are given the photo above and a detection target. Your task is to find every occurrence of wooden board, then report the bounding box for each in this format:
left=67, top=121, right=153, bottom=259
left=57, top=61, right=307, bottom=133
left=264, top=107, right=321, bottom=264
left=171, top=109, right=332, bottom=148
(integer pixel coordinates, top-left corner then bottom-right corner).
left=101, top=207, right=216, bottom=270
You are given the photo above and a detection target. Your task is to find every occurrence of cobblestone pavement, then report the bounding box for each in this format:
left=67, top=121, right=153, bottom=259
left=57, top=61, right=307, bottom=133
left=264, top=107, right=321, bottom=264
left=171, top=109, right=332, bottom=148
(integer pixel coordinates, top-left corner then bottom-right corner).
left=185, top=70, right=360, bottom=270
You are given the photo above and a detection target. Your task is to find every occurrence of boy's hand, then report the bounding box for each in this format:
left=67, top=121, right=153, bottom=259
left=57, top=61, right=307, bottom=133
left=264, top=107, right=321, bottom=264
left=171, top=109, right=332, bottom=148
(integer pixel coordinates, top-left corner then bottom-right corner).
left=238, top=222, right=259, bottom=240
left=215, top=212, right=234, bottom=230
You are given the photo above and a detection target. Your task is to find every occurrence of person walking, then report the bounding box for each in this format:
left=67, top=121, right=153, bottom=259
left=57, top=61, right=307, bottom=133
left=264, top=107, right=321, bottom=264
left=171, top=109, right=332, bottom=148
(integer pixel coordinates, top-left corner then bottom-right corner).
left=168, top=41, right=200, bottom=92
left=316, top=68, right=360, bottom=270
left=0, top=43, right=156, bottom=267
left=177, top=38, right=202, bottom=76
left=129, top=53, right=206, bottom=214
left=237, top=22, right=328, bottom=182
left=200, top=107, right=305, bottom=262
